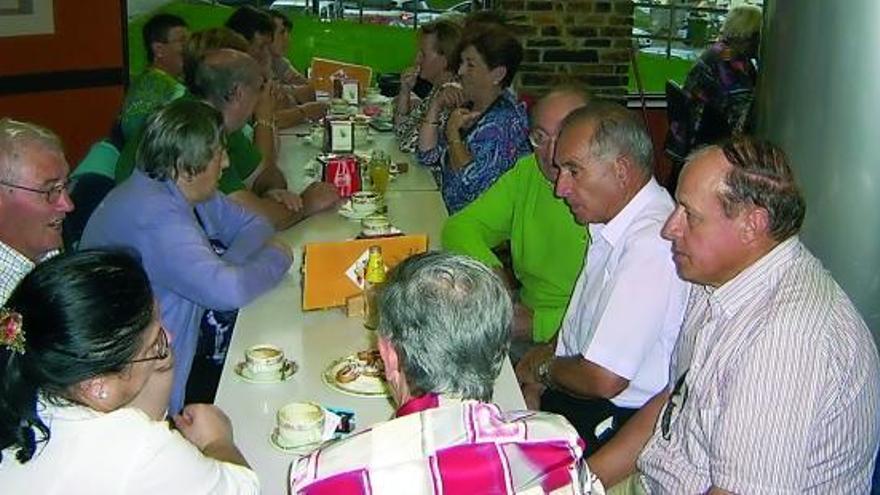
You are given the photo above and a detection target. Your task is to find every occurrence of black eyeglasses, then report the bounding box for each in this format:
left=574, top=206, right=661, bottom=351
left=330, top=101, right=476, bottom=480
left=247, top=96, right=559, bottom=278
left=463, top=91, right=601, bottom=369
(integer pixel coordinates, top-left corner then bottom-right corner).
left=660, top=369, right=689, bottom=441
left=0, top=178, right=71, bottom=204
left=129, top=328, right=170, bottom=364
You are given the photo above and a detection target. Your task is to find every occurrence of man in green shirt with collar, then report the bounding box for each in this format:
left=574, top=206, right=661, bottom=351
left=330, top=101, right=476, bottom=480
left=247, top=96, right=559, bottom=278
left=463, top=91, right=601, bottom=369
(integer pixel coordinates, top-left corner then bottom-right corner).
left=442, top=88, right=589, bottom=349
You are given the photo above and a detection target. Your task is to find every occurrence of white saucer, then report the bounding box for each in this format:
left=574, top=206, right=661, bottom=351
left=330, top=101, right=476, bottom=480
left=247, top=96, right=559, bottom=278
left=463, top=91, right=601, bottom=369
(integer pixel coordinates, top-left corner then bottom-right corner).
left=234, top=359, right=298, bottom=383
left=269, top=431, right=321, bottom=455
left=338, top=202, right=378, bottom=220
left=360, top=226, right=403, bottom=238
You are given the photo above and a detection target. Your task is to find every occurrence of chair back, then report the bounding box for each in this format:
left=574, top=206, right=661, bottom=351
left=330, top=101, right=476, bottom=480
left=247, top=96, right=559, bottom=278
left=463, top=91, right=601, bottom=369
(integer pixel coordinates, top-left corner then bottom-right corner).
left=664, top=80, right=692, bottom=164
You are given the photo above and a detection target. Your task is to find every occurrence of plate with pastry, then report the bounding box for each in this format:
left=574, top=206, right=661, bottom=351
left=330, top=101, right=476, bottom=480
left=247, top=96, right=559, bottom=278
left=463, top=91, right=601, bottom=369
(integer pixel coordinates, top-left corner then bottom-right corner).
left=322, top=349, right=390, bottom=398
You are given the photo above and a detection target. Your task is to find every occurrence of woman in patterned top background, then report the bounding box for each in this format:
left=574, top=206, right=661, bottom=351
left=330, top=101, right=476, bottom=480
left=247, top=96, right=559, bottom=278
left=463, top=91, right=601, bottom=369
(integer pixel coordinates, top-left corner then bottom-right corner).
left=417, top=25, right=531, bottom=214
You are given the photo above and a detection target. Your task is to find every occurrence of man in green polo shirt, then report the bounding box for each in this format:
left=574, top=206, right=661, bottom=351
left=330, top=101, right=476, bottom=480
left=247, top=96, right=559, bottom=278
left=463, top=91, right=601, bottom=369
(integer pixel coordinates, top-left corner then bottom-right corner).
left=442, top=88, right=589, bottom=351
left=116, top=48, right=339, bottom=230
left=119, top=13, right=189, bottom=143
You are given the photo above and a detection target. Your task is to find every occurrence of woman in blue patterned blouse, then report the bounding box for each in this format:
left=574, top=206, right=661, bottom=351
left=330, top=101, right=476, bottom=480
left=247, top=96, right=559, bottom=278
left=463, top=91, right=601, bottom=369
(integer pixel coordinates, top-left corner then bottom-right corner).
left=417, top=26, right=531, bottom=214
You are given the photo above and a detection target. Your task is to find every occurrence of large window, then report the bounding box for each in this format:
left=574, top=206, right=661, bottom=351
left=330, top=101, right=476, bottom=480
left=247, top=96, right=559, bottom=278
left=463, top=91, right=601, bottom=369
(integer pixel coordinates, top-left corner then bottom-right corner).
left=630, top=0, right=763, bottom=94
left=269, top=0, right=484, bottom=28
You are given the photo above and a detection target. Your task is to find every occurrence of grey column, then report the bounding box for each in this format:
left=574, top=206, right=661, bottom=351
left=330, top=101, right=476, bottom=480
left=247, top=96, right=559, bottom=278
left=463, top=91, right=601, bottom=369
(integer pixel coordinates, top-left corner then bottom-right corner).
left=756, top=0, right=880, bottom=337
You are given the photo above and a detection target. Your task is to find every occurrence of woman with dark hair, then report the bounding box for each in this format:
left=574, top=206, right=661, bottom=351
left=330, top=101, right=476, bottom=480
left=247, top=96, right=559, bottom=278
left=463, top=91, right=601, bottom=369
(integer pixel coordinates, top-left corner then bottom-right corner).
left=417, top=25, right=530, bottom=214
left=0, top=250, right=259, bottom=493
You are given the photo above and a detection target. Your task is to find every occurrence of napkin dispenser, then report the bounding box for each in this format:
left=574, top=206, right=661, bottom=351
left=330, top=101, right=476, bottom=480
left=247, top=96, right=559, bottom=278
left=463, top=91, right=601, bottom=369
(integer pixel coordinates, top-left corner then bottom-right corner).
left=333, top=76, right=360, bottom=105
left=324, top=119, right=354, bottom=154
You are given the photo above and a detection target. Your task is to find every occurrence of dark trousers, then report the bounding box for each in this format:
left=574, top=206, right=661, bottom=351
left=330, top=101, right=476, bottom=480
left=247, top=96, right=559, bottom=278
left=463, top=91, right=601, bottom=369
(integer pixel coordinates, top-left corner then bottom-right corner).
left=184, top=309, right=238, bottom=405
left=541, top=388, right=638, bottom=456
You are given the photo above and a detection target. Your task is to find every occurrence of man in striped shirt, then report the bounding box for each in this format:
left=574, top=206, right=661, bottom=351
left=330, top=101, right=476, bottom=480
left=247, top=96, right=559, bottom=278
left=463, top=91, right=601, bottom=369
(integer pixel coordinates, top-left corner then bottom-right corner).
left=290, top=252, right=596, bottom=494
left=589, top=137, right=880, bottom=494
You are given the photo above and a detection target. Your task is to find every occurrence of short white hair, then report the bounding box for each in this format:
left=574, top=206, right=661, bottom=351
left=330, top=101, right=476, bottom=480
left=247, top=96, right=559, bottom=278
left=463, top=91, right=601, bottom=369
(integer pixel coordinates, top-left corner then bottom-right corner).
left=722, top=5, right=762, bottom=42
left=0, top=118, right=63, bottom=182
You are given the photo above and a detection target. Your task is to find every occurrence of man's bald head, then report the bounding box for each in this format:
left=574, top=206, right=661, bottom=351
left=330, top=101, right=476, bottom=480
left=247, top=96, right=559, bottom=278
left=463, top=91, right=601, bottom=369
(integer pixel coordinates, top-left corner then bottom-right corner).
left=191, top=48, right=262, bottom=110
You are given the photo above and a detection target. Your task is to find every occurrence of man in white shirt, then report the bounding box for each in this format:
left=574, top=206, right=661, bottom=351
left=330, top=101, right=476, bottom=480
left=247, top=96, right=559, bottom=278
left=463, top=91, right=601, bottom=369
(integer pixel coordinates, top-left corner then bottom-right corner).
left=0, top=118, right=73, bottom=303
left=516, top=101, right=688, bottom=456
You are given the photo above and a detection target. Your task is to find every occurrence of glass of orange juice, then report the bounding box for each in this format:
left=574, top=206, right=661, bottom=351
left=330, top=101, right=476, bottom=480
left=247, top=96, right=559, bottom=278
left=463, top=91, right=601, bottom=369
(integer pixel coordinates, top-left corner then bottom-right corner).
left=369, top=151, right=391, bottom=196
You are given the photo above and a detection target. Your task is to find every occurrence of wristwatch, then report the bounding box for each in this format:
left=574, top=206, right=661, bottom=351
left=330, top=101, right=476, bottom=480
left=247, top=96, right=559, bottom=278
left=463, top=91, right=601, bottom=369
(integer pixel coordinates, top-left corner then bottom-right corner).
left=536, top=357, right=554, bottom=389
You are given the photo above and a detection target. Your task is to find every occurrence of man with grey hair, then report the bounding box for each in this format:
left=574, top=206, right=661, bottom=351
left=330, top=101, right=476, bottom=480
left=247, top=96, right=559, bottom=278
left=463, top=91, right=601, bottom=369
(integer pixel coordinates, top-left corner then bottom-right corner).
left=589, top=137, right=880, bottom=494
left=115, top=48, right=339, bottom=230
left=516, top=101, right=688, bottom=456
left=291, top=251, right=595, bottom=494
left=0, top=118, right=74, bottom=303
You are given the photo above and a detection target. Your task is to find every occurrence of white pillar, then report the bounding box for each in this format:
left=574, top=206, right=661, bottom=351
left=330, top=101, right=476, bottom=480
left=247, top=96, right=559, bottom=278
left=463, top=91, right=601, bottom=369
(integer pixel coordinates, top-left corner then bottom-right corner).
left=756, top=0, right=880, bottom=337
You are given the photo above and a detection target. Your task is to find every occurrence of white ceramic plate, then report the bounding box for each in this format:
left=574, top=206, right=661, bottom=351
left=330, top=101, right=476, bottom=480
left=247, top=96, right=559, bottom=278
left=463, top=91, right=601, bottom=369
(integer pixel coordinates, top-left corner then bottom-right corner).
left=322, top=355, right=390, bottom=398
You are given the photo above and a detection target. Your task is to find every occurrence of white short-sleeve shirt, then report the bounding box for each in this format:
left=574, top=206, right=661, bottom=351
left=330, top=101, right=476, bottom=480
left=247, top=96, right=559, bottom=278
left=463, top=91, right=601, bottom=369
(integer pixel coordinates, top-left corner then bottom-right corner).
left=556, top=178, right=688, bottom=408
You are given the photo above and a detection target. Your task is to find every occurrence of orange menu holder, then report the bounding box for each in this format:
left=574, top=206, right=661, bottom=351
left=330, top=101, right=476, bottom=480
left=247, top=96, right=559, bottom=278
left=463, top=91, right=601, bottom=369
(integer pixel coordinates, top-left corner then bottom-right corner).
left=310, top=57, right=373, bottom=95
left=302, top=235, right=428, bottom=310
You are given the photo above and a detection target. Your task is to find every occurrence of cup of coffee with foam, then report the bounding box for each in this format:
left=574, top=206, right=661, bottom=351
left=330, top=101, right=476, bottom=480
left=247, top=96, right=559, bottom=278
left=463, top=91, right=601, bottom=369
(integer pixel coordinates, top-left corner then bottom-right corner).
left=275, top=402, right=325, bottom=449
left=244, top=344, right=285, bottom=379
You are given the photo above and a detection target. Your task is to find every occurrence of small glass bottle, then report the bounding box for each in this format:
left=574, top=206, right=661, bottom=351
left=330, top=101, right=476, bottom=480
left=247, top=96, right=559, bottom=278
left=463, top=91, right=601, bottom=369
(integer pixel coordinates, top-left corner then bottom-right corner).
left=363, top=246, right=386, bottom=330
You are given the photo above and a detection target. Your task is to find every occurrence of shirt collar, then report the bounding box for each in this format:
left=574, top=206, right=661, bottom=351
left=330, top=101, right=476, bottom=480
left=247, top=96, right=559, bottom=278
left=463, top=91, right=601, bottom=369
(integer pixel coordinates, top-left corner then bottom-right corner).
left=590, top=177, right=664, bottom=247
left=395, top=393, right=440, bottom=418
left=0, top=239, right=38, bottom=274
left=706, top=236, right=802, bottom=317
left=132, top=168, right=193, bottom=207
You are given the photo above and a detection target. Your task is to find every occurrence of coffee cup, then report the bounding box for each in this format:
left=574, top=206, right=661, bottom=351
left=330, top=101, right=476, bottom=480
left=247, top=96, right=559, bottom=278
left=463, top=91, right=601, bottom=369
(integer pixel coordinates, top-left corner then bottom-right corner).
left=244, top=344, right=285, bottom=379
left=351, top=191, right=379, bottom=214
left=361, top=214, right=391, bottom=235
left=276, top=402, right=325, bottom=448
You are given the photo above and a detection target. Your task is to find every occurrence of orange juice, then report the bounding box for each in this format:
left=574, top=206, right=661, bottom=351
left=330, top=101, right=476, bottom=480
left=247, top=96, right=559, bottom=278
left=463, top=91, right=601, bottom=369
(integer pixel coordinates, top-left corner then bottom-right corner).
left=370, top=163, right=390, bottom=195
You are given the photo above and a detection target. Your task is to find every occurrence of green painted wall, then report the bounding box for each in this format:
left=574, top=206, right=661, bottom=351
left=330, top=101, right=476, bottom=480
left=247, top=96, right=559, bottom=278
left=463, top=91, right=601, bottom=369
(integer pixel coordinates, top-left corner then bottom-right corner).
left=128, top=1, right=418, bottom=81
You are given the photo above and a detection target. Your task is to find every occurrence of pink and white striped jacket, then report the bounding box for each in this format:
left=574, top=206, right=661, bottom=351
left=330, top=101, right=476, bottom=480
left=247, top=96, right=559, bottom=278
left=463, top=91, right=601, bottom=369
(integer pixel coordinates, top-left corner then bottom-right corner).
left=290, top=394, right=595, bottom=494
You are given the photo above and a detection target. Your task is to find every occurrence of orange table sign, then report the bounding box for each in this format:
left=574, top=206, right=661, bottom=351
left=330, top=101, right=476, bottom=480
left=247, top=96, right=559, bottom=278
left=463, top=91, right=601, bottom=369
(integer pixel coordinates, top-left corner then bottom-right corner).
left=302, top=235, right=428, bottom=310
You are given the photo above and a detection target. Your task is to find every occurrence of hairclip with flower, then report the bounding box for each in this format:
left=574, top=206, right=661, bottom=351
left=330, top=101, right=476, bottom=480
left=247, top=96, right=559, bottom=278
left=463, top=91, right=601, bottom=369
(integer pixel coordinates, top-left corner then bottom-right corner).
left=0, top=308, right=25, bottom=355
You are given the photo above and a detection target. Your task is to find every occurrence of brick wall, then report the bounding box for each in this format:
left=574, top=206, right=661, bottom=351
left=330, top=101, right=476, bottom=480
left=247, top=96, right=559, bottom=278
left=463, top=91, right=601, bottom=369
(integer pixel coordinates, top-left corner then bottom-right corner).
left=502, top=0, right=635, bottom=99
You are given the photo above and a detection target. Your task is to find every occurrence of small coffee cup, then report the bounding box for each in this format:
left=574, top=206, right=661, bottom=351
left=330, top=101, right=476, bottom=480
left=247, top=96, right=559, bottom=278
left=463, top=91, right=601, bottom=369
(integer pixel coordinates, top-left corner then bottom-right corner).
left=276, top=402, right=325, bottom=448
left=244, top=344, right=285, bottom=379
left=361, top=214, right=391, bottom=235
left=351, top=191, right=379, bottom=214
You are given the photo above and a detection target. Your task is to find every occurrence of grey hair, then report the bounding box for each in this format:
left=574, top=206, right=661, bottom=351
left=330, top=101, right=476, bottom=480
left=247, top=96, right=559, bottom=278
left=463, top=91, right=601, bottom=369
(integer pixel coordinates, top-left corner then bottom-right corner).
left=190, top=48, right=262, bottom=109
left=559, top=100, right=654, bottom=175
left=722, top=5, right=762, bottom=42
left=378, top=251, right=513, bottom=402
left=697, top=137, right=805, bottom=242
left=135, top=99, right=225, bottom=181
left=0, top=119, right=63, bottom=182
left=530, top=84, right=591, bottom=122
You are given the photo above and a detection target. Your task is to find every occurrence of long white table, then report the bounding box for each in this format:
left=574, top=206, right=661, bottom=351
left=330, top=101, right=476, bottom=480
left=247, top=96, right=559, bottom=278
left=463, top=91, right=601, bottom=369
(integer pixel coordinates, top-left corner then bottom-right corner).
left=214, top=125, right=525, bottom=495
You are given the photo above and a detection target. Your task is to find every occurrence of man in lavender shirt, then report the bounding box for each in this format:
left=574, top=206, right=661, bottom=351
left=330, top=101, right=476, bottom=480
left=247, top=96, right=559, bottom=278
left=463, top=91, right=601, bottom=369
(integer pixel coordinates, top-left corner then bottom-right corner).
left=81, top=99, right=292, bottom=413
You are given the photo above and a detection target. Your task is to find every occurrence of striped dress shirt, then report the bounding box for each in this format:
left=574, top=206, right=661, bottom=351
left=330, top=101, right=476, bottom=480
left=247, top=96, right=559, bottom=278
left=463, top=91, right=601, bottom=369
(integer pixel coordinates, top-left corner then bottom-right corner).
left=290, top=395, right=596, bottom=494
left=638, top=237, right=880, bottom=493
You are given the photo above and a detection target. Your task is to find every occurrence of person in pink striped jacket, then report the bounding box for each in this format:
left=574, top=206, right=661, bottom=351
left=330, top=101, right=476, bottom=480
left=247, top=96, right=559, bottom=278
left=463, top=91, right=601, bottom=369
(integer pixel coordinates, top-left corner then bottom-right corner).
left=290, top=251, right=598, bottom=494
